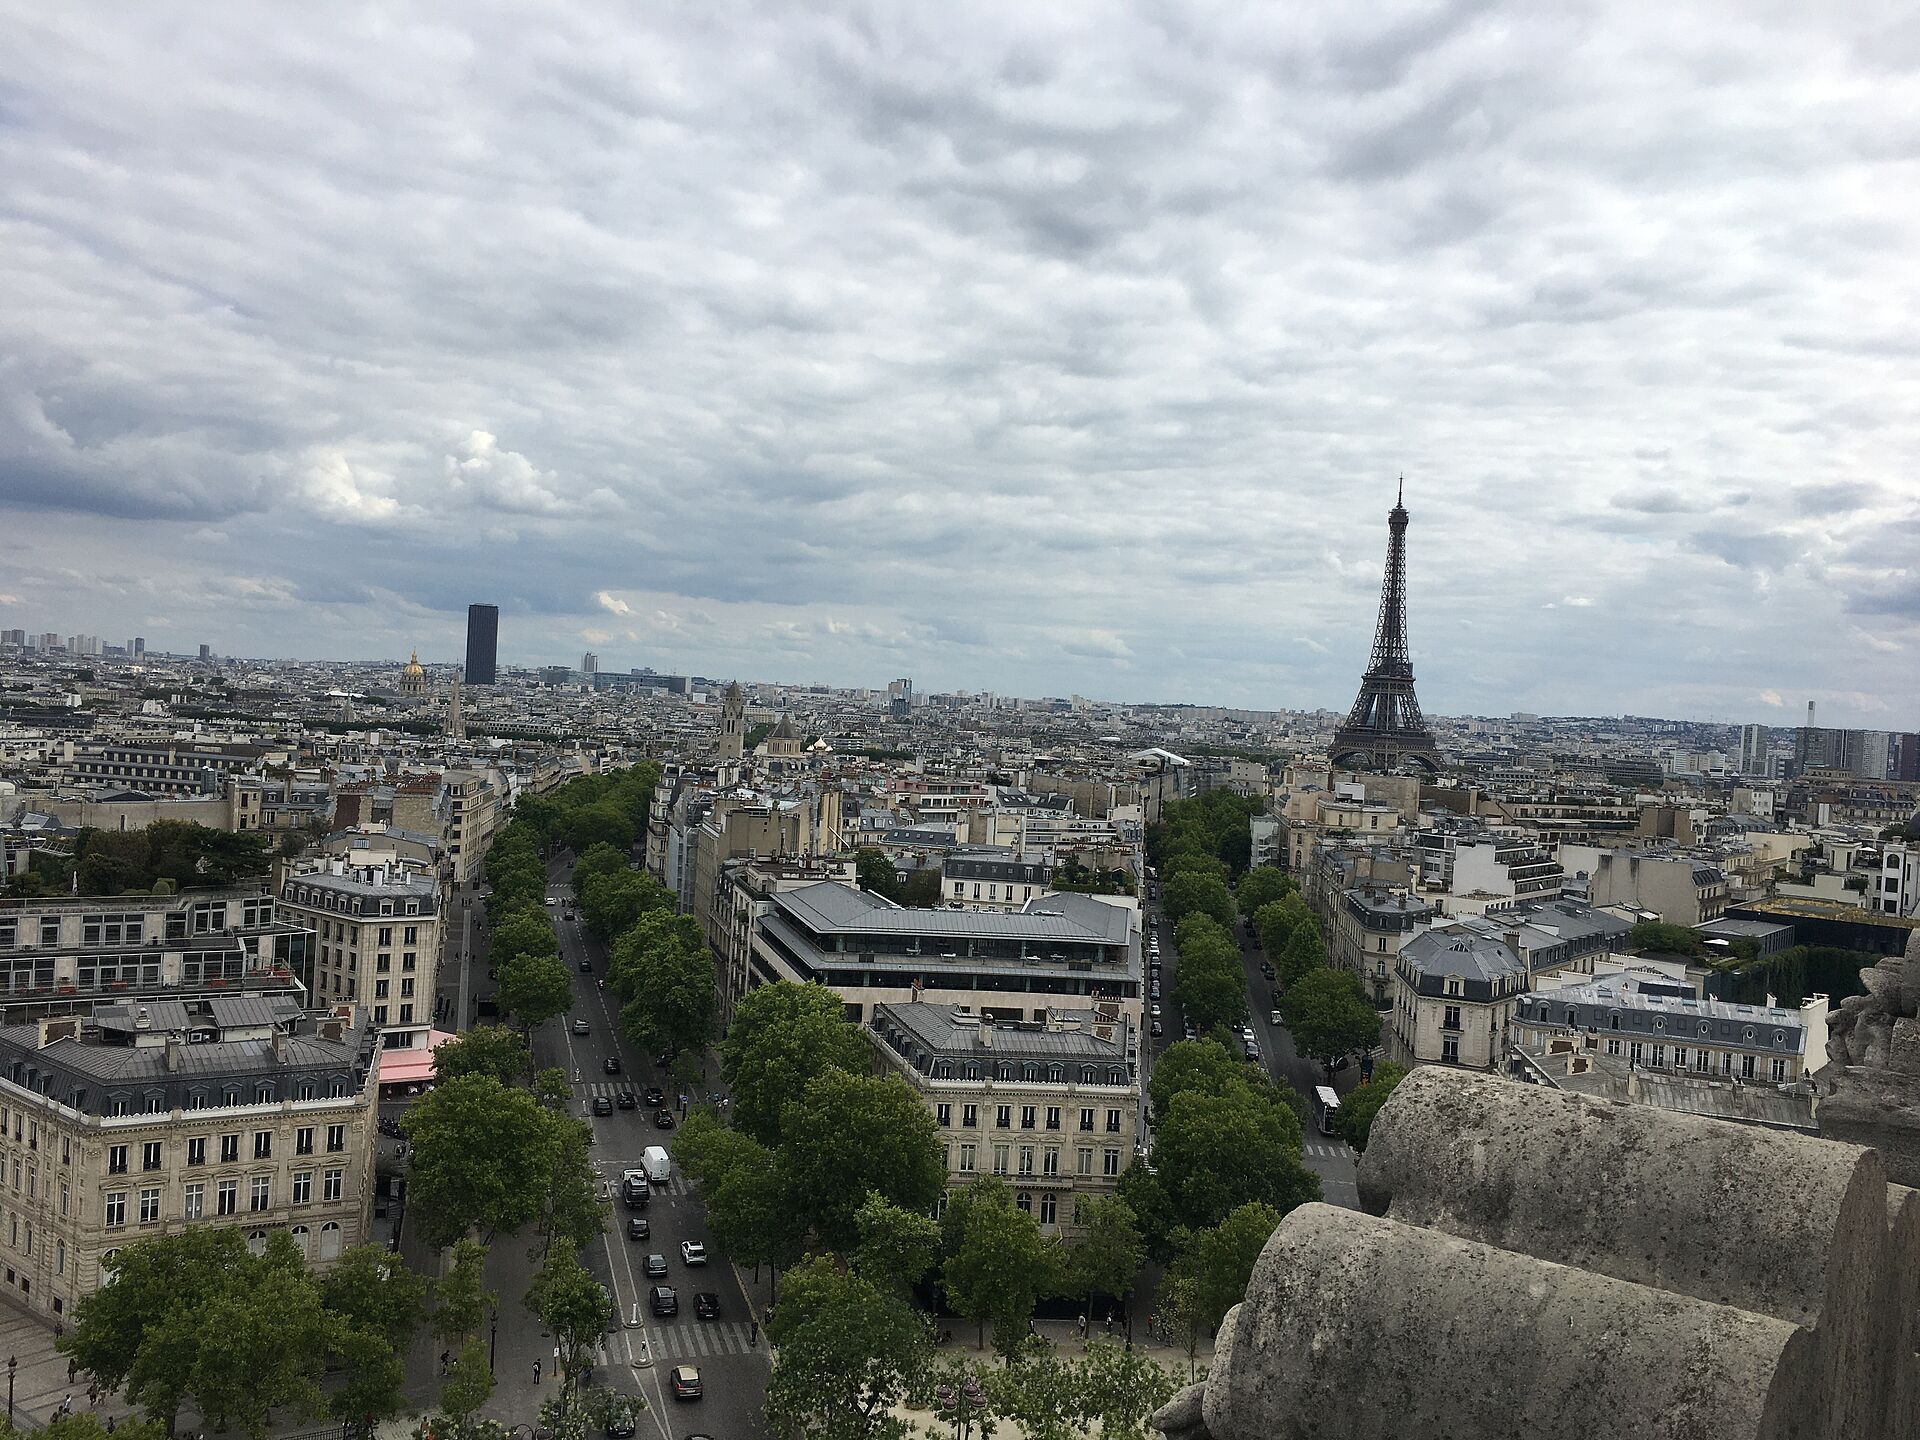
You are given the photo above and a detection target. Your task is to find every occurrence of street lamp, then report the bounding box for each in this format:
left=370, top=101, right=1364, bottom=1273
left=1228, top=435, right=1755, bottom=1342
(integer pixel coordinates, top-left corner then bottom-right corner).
left=6, top=1355, right=14, bottom=1423
left=489, top=1312, right=498, bottom=1374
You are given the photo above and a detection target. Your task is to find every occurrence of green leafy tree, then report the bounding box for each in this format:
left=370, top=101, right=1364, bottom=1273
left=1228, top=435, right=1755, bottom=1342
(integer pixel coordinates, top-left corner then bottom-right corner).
left=985, top=1351, right=1081, bottom=1440
left=1279, top=966, right=1382, bottom=1070
left=1148, top=1038, right=1252, bottom=1119
left=175, top=1233, right=333, bottom=1439
left=766, top=1255, right=933, bottom=1440
left=328, top=1326, right=409, bottom=1429
left=432, top=1024, right=530, bottom=1086
left=571, top=841, right=631, bottom=889
left=1629, top=919, right=1707, bottom=957
left=525, top=1250, right=612, bottom=1401
left=404, top=1074, right=562, bottom=1245
left=941, top=1178, right=1060, bottom=1354
left=1155, top=1271, right=1207, bottom=1380
left=1066, top=1194, right=1147, bottom=1312
left=37, top=1418, right=168, bottom=1440
left=1234, top=866, right=1294, bottom=917
left=1148, top=1083, right=1319, bottom=1245
left=1171, top=927, right=1248, bottom=1033
left=440, top=1339, right=494, bottom=1420
left=852, top=1190, right=943, bottom=1295
left=779, top=1069, right=946, bottom=1251
left=577, top=866, right=673, bottom=940
left=855, top=846, right=902, bottom=900
left=563, top=800, right=637, bottom=855
left=1163, top=870, right=1235, bottom=928
left=1252, top=898, right=1299, bottom=957
left=609, top=910, right=716, bottom=1056
left=1168, top=1202, right=1282, bottom=1332
left=1334, top=1062, right=1410, bottom=1152
left=720, top=980, right=873, bottom=1146
left=496, top=950, right=576, bottom=1033
left=1079, top=1339, right=1181, bottom=1440
left=1276, top=916, right=1328, bottom=988
left=898, top=867, right=945, bottom=908
left=432, top=1239, right=495, bottom=1346
left=318, top=1243, right=429, bottom=1348
left=535, top=1113, right=607, bottom=1258
left=706, top=1140, right=809, bottom=1290
left=490, top=909, right=558, bottom=971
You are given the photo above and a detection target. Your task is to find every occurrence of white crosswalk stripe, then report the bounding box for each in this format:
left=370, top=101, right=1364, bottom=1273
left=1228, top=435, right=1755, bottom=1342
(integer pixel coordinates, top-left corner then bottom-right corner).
left=645, top=1320, right=755, bottom=1360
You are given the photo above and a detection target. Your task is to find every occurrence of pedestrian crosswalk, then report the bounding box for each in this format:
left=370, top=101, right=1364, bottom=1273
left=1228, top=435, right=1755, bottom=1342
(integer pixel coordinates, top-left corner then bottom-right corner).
left=627, top=1319, right=761, bottom=1362
left=1302, top=1141, right=1353, bottom=1160
left=582, top=1082, right=642, bottom=1099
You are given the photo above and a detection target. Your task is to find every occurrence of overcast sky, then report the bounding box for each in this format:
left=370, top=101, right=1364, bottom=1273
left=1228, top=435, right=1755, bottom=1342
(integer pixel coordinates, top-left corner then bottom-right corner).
left=3, top=4, right=1916, bottom=723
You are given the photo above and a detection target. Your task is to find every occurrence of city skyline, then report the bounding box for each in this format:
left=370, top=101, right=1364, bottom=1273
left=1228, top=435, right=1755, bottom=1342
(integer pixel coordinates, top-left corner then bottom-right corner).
left=3, top=5, right=1916, bottom=724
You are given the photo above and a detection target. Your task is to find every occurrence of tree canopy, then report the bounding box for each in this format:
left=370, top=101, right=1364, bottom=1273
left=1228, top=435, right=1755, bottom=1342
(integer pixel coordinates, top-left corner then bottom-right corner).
left=1234, top=866, right=1295, bottom=917
left=403, top=1073, right=568, bottom=1245
left=1168, top=1202, right=1284, bottom=1332
left=779, top=1068, right=947, bottom=1251
left=766, top=1255, right=933, bottom=1440
left=1279, top=966, right=1381, bottom=1069
left=609, top=909, right=716, bottom=1056
left=941, top=1178, right=1061, bottom=1355
left=720, top=981, right=873, bottom=1146
left=1333, top=1061, right=1410, bottom=1153
left=431, top=1024, right=530, bottom=1086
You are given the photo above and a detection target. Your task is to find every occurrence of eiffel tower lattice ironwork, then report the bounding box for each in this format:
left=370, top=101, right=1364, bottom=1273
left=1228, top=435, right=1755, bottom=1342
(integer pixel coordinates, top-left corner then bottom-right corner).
left=1330, top=480, right=1441, bottom=773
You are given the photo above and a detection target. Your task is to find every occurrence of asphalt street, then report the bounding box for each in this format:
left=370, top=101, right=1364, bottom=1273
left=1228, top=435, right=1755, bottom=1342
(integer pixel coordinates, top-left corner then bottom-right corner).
left=1140, top=897, right=1361, bottom=1209
left=469, top=859, right=770, bottom=1440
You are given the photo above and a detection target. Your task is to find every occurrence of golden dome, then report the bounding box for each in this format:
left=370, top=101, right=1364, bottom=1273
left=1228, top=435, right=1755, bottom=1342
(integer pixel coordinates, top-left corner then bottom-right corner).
left=403, top=650, right=424, bottom=677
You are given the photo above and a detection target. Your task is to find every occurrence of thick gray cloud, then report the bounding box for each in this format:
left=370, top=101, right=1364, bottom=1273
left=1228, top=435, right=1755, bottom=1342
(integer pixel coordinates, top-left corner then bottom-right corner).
left=1, top=2, right=1916, bottom=724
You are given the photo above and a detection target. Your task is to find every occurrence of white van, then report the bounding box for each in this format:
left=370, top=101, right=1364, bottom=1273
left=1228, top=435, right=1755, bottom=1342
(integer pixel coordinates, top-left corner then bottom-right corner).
left=642, top=1145, right=672, bottom=1186
left=1312, top=1085, right=1341, bottom=1136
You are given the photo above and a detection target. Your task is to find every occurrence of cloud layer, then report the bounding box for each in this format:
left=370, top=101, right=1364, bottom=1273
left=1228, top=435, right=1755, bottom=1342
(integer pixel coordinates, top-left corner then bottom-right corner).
left=2, top=2, right=1916, bottom=722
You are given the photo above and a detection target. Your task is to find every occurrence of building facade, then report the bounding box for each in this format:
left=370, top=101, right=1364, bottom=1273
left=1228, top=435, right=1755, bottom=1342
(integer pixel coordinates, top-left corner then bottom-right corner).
left=1389, top=930, right=1528, bottom=1071
left=464, top=604, right=498, bottom=686
left=866, top=1001, right=1138, bottom=1235
left=0, top=998, right=378, bottom=1323
left=942, top=850, right=1053, bottom=913
left=276, top=861, right=439, bottom=1044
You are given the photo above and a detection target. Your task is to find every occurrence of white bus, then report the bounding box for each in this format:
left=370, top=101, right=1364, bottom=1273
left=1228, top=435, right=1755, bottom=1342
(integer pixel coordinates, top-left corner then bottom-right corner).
left=1312, top=1085, right=1341, bottom=1136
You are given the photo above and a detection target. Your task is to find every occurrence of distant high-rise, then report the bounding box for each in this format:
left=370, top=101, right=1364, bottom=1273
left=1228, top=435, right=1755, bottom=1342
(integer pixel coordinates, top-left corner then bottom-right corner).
left=1330, top=481, right=1441, bottom=773
left=197, top=643, right=211, bottom=661
left=1738, top=724, right=1769, bottom=776
left=716, top=681, right=745, bottom=762
left=581, top=651, right=599, bottom=676
left=133, top=636, right=145, bottom=657
left=465, top=604, right=499, bottom=685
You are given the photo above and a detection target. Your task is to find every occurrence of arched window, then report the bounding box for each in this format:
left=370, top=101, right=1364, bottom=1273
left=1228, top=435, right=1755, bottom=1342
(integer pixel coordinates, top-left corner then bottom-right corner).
left=1565, top=1009, right=1578, bottom=1027
left=289, top=1225, right=310, bottom=1257
left=1698, top=1021, right=1710, bottom=1037
left=100, top=1249, right=121, bottom=1286
left=1742, top=1026, right=1756, bottom=1042
left=1609, top=1014, right=1620, bottom=1030
left=1652, top=1018, right=1664, bottom=1033
left=319, top=1222, right=343, bottom=1260
left=1773, top=1030, right=1786, bottom=1047
left=246, top=1229, right=268, bottom=1257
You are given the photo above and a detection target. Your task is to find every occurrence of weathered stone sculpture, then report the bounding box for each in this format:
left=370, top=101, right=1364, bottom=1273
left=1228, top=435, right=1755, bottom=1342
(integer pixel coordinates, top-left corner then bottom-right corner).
left=1820, top=928, right=1920, bottom=1187
left=1152, top=1065, right=1919, bottom=1440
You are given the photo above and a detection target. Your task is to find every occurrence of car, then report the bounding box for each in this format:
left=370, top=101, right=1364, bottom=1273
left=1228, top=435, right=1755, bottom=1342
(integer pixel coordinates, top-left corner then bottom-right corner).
left=563, top=910, right=575, bottom=921
left=578, top=958, right=593, bottom=973
left=627, top=1216, right=651, bottom=1241
left=649, top=1284, right=677, bottom=1316
left=643, top=1087, right=666, bottom=1107
left=1149, top=1003, right=1162, bottom=1017
left=1150, top=981, right=1161, bottom=998
left=545, top=897, right=558, bottom=907
left=604, top=1401, right=639, bottom=1439
left=671, top=1365, right=702, bottom=1401
left=592, top=1095, right=613, bottom=1116
left=681, top=1240, right=707, bottom=1266
left=654, top=1108, right=676, bottom=1130
left=615, top=1090, right=638, bottom=1110
left=693, top=1291, right=720, bottom=1320
left=645, top=1252, right=669, bottom=1278
left=1150, top=1020, right=1163, bottom=1037
left=572, top=1019, right=589, bottom=1035
left=1260, top=962, right=1276, bottom=980
left=603, top=1056, right=622, bottom=1074
left=1183, top=1022, right=1198, bottom=1040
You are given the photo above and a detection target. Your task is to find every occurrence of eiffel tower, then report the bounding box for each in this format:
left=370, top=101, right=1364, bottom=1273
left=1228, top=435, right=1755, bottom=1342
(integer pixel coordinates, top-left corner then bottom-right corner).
left=1330, top=480, right=1442, bottom=773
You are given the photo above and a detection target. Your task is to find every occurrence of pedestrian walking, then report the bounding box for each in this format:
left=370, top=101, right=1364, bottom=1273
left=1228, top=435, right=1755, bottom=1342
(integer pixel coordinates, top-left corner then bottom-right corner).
left=533, top=1358, right=542, bottom=1385
left=439, top=1349, right=451, bottom=1375
left=749, top=1320, right=759, bottom=1346
left=106, top=1417, right=115, bottom=1435
left=67, top=1358, right=78, bottom=1383
left=1077, top=1312, right=1087, bottom=1337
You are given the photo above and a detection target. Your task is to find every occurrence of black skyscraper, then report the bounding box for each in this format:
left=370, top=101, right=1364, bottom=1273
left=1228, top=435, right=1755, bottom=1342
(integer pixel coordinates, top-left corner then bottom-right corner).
left=465, top=604, right=499, bottom=685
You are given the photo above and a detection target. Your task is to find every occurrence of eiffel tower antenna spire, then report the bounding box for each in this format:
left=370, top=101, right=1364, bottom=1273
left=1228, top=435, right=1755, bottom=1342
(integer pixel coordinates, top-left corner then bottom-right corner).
left=1330, top=483, right=1441, bottom=773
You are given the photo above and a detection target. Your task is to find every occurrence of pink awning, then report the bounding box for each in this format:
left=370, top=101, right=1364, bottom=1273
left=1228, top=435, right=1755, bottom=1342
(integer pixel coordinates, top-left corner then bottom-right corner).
left=377, top=1030, right=458, bottom=1086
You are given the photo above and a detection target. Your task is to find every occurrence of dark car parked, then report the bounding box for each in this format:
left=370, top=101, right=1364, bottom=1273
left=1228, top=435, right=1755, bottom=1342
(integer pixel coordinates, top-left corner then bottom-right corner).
left=654, top=1109, right=676, bottom=1130
left=592, top=1095, right=613, bottom=1116
left=643, top=1087, right=666, bottom=1107
left=649, top=1284, right=677, bottom=1316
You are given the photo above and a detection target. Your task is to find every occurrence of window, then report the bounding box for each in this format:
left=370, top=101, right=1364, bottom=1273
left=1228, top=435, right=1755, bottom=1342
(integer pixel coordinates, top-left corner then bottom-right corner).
left=142, top=1142, right=162, bottom=1172
left=59, top=1181, right=68, bottom=1217
left=1045, top=1106, right=1061, bottom=1131
left=1771, top=1057, right=1787, bottom=1082
left=1674, top=1047, right=1688, bottom=1070
left=1039, top=1194, right=1057, bottom=1226
left=992, top=1145, right=1010, bottom=1176
left=293, top=1171, right=313, bottom=1205
left=995, top=1106, right=1012, bottom=1130
left=958, top=1144, right=976, bottom=1174
left=187, top=1138, right=207, bottom=1167
left=326, top=1124, right=346, bottom=1154
left=253, top=1131, right=273, bottom=1160
left=323, top=1168, right=344, bottom=1203
left=246, top=1230, right=267, bottom=1257
left=1741, top=1055, right=1756, bottom=1079
left=217, top=1180, right=237, bottom=1216
left=1042, top=1146, right=1060, bottom=1176
left=1015, top=1190, right=1031, bottom=1213
left=935, top=1104, right=952, bottom=1128
left=139, top=1188, right=161, bottom=1224
left=1020, top=1106, right=1036, bottom=1130
left=1018, top=1145, right=1035, bottom=1176
left=1105, top=1108, right=1122, bottom=1134
left=250, top=1175, right=271, bottom=1212
left=1102, top=1148, right=1121, bottom=1177
left=108, top=1145, right=128, bottom=1176
left=1629, top=1042, right=1643, bottom=1065
left=1442, top=1005, right=1462, bottom=1032
left=296, top=1126, right=315, bottom=1156
left=184, top=1183, right=205, bottom=1220
left=104, top=1192, right=127, bottom=1228
left=290, top=1225, right=310, bottom=1256
left=1079, top=1108, right=1095, bottom=1132
left=960, top=1105, right=977, bottom=1129
left=1442, top=1037, right=1460, bottom=1064
left=220, top=1134, right=240, bottom=1165
left=1077, top=1147, right=1093, bottom=1176
left=1651, top=1045, right=1665, bottom=1068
